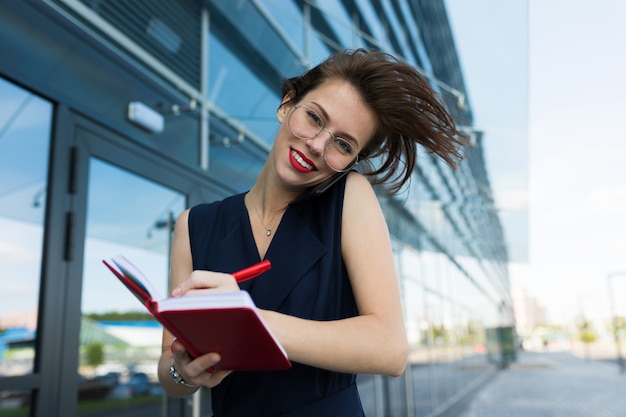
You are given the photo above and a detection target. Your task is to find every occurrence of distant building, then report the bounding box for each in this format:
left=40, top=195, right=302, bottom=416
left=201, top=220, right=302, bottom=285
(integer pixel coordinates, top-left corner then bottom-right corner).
left=511, top=286, right=547, bottom=335
left=0, top=308, right=37, bottom=332
left=98, top=321, right=161, bottom=347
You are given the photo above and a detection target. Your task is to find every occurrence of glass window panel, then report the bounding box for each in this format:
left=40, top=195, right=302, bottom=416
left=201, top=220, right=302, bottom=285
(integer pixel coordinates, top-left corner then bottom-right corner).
left=386, top=374, right=408, bottom=416
left=399, top=249, right=427, bottom=360
left=381, top=0, right=410, bottom=58
left=0, top=78, right=52, bottom=394
left=210, top=0, right=301, bottom=77
left=78, top=158, right=185, bottom=414
left=356, top=374, right=381, bottom=416
left=354, top=0, right=388, bottom=49
left=309, top=30, right=333, bottom=66
left=397, top=0, right=431, bottom=71
left=208, top=34, right=280, bottom=145
left=261, top=0, right=304, bottom=51
left=315, top=1, right=358, bottom=48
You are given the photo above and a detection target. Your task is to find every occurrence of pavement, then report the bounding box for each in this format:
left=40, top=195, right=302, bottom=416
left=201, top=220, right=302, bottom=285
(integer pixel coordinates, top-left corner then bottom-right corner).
left=445, top=350, right=626, bottom=417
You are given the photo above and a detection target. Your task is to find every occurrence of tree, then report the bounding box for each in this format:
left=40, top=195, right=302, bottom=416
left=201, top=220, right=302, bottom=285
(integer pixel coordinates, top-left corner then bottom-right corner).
left=576, top=318, right=596, bottom=359
left=85, top=342, right=104, bottom=368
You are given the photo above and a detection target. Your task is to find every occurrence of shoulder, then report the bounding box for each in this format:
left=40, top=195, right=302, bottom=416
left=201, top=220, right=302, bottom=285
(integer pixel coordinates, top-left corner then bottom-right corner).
left=345, top=170, right=373, bottom=190
left=344, top=171, right=378, bottom=207
left=342, top=172, right=385, bottom=235
left=176, top=207, right=191, bottom=225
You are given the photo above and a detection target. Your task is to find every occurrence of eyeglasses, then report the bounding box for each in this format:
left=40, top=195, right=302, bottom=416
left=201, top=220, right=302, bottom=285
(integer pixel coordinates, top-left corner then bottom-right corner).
left=287, top=105, right=359, bottom=172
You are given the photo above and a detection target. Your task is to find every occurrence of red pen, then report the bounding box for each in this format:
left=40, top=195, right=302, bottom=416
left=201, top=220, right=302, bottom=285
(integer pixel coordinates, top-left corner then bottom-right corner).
left=231, top=260, right=272, bottom=283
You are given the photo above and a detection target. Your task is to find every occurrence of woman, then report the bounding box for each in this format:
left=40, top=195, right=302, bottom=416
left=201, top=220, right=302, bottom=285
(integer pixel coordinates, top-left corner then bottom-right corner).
left=157, top=49, right=464, bottom=416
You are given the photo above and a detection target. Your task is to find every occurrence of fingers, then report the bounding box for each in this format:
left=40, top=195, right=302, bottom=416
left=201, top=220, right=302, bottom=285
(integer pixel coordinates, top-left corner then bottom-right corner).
left=201, top=369, right=232, bottom=387
left=170, top=338, right=191, bottom=363
left=171, top=270, right=239, bottom=297
left=171, top=339, right=231, bottom=388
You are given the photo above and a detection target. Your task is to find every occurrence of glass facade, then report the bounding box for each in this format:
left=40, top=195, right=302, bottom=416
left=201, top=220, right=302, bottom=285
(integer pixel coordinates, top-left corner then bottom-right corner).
left=77, top=158, right=185, bottom=414
left=0, top=78, right=53, bottom=416
left=0, top=0, right=513, bottom=416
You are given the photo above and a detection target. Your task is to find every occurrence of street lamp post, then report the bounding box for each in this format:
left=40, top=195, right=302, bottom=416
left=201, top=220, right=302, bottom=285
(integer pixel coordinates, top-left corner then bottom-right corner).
left=607, top=271, right=626, bottom=374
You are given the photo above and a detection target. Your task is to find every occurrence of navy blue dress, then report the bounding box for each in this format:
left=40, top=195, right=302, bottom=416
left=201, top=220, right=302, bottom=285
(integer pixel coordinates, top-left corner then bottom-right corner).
left=187, top=176, right=365, bottom=417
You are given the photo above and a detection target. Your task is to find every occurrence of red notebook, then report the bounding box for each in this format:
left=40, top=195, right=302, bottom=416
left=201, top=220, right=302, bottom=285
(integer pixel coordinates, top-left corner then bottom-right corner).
left=103, top=255, right=291, bottom=371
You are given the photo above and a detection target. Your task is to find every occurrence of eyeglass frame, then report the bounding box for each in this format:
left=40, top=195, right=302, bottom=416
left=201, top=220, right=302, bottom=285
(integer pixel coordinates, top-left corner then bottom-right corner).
left=287, top=105, right=360, bottom=172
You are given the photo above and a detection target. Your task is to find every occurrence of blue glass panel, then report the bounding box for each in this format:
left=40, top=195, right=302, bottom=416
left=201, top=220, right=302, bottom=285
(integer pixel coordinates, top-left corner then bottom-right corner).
left=309, top=33, right=333, bottom=67
left=0, top=78, right=51, bottom=384
left=208, top=34, right=280, bottom=145
left=381, top=0, right=410, bottom=58
left=354, top=0, right=389, bottom=49
left=209, top=0, right=303, bottom=78
left=208, top=119, right=268, bottom=193
left=260, top=1, right=304, bottom=53
left=398, top=0, right=432, bottom=71
left=315, top=0, right=358, bottom=48
left=79, top=157, right=185, bottom=413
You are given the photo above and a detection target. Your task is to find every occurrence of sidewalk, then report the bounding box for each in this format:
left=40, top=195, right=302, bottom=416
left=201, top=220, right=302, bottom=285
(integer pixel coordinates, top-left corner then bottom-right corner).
left=452, top=351, right=626, bottom=417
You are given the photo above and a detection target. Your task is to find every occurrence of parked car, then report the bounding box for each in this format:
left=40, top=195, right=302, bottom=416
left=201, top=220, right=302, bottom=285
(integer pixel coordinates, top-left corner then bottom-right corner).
left=109, top=372, right=153, bottom=398
left=93, top=372, right=121, bottom=389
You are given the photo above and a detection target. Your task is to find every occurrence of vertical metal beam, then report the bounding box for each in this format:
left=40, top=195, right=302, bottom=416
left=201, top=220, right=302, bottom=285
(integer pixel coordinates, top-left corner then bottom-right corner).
left=200, top=7, right=210, bottom=171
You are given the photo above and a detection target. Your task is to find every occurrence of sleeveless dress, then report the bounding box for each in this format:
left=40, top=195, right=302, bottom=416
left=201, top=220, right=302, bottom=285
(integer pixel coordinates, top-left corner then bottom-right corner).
left=187, top=175, right=365, bottom=417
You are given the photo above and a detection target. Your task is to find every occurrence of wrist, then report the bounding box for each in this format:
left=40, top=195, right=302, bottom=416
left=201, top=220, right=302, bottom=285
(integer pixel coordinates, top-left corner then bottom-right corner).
left=169, top=359, right=200, bottom=389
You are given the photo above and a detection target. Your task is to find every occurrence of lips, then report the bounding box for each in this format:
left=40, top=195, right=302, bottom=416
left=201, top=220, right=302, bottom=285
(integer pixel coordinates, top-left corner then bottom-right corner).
left=289, top=148, right=316, bottom=173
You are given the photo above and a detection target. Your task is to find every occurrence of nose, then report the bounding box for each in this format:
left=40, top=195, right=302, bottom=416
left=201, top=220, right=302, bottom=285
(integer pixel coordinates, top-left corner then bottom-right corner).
left=304, top=130, right=331, bottom=156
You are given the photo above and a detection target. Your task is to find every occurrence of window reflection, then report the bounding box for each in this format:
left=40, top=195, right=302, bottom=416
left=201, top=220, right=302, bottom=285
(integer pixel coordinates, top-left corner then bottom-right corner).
left=208, top=34, right=280, bottom=143
left=311, top=1, right=356, bottom=48
left=259, top=1, right=304, bottom=53
left=397, top=244, right=494, bottom=415
left=0, top=78, right=51, bottom=381
left=78, top=158, right=185, bottom=413
left=0, top=77, right=50, bottom=415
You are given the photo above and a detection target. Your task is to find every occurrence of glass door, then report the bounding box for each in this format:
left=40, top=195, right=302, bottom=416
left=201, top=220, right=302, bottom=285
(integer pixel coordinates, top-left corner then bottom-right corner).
left=49, top=107, right=224, bottom=416
left=0, top=91, right=223, bottom=416
left=77, top=157, right=185, bottom=415
left=0, top=78, right=53, bottom=417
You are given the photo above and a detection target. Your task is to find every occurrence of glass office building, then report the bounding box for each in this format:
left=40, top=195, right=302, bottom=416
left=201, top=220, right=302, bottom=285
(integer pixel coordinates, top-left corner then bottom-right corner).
left=0, top=1, right=513, bottom=416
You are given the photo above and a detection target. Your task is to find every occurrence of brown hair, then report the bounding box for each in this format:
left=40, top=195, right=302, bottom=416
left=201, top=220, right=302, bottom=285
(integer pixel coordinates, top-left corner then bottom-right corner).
left=281, top=48, right=466, bottom=195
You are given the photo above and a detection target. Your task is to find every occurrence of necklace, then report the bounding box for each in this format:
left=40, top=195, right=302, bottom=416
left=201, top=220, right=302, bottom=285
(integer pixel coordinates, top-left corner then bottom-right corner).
left=249, top=191, right=285, bottom=237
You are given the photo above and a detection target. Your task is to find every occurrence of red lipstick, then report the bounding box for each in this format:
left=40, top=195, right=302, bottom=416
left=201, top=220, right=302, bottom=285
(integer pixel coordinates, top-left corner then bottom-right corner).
left=289, top=148, right=316, bottom=173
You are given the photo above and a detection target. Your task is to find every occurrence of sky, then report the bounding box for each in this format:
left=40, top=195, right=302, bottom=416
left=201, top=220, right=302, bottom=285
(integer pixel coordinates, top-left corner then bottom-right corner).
left=446, top=0, right=626, bottom=324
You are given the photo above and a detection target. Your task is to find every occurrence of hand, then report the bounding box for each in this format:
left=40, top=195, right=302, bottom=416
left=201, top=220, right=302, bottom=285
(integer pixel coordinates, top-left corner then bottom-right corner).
left=170, top=338, right=231, bottom=388
left=171, top=270, right=240, bottom=297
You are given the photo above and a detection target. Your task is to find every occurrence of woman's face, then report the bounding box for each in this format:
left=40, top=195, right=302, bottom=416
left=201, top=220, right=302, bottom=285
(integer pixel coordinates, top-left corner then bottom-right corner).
left=272, top=78, right=377, bottom=190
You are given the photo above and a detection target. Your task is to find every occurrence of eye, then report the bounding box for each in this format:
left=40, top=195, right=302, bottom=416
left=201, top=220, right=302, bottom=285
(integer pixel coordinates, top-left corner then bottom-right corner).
left=305, top=109, right=323, bottom=127
left=334, top=137, right=355, bottom=155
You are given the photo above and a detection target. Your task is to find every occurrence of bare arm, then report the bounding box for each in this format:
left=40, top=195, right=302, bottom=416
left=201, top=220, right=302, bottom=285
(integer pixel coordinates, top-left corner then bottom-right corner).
left=157, top=209, right=234, bottom=396
left=260, top=173, right=407, bottom=376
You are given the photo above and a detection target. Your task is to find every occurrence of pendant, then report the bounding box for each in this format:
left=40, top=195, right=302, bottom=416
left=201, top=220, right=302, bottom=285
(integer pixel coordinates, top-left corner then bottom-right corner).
left=266, top=229, right=272, bottom=236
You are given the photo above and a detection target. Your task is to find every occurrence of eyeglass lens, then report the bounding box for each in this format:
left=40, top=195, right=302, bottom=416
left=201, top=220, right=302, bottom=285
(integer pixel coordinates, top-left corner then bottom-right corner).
left=288, top=106, right=358, bottom=172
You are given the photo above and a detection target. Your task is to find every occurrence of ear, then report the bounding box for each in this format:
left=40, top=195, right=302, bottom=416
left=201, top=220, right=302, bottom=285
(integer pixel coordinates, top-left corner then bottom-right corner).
left=277, top=92, right=295, bottom=123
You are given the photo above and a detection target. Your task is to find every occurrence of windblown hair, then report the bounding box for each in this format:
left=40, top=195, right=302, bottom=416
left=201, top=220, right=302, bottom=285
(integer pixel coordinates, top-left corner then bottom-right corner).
left=281, top=48, right=466, bottom=195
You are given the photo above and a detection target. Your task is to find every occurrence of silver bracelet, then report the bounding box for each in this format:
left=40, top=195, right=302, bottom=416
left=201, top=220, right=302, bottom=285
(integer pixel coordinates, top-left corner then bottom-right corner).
left=169, top=359, right=200, bottom=388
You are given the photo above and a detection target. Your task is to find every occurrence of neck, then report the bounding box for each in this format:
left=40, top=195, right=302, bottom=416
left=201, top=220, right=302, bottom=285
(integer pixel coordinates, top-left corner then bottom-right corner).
left=250, top=165, right=299, bottom=213
left=247, top=185, right=290, bottom=237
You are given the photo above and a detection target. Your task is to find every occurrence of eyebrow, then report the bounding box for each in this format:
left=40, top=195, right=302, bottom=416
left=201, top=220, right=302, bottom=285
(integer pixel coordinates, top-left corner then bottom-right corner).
left=310, top=101, right=360, bottom=146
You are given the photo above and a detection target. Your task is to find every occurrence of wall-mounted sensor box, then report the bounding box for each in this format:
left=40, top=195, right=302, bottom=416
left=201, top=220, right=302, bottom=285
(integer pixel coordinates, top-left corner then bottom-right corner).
left=127, top=101, right=164, bottom=134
